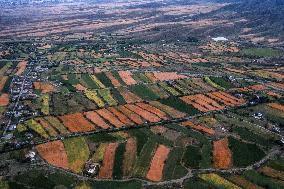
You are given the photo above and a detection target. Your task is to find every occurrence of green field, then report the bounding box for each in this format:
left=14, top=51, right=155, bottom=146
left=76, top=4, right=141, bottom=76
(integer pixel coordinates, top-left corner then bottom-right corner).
left=241, top=48, right=281, bottom=57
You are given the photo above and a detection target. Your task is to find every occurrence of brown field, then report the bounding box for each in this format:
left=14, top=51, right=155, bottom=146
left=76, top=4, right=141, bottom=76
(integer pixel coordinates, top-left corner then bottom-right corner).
left=258, top=166, right=284, bottom=181
left=152, top=72, right=187, bottom=81
left=34, top=82, right=41, bottom=90
left=135, top=103, right=168, bottom=120
left=268, top=82, right=284, bottom=90
left=118, top=71, right=137, bottom=85
left=96, top=109, right=125, bottom=128
left=181, top=121, right=215, bottom=135
left=16, top=61, right=27, bottom=76
left=117, top=105, right=144, bottom=125
left=213, top=138, right=232, bottom=169
left=74, top=84, right=87, bottom=91
left=0, top=76, right=8, bottom=91
left=107, top=107, right=134, bottom=126
left=0, top=93, right=9, bottom=106
left=59, top=113, right=95, bottom=132
left=145, top=72, right=157, bottom=82
left=84, top=111, right=110, bottom=129
left=98, top=142, right=119, bottom=179
left=34, top=82, right=56, bottom=93
left=124, top=104, right=161, bottom=123
left=146, top=145, right=170, bottom=182
left=105, top=72, right=122, bottom=87
left=123, top=138, right=137, bottom=177
left=249, top=84, right=267, bottom=91
left=117, top=88, right=142, bottom=103
left=266, top=91, right=282, bottom=98
left=268, top=103, right=284, bottom=112
left=36, top=140, right=69, bottom=169
left=228, top=176, right=264, bottom=189
left=151, top=126, right=168, bottom=135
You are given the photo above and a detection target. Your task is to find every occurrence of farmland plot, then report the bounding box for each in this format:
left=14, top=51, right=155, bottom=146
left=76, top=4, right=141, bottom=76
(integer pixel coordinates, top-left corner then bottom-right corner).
left=146, top=145, right=170, bottom=182
left=60, top=113, right=95, bottom=132
left=36, top=141, right=69, bottom=169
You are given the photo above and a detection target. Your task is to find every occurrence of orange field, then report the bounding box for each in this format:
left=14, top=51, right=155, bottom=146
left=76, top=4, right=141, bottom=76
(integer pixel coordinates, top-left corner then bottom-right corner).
left=107, top=107, right=134, bottom=126
left=136, top=103, right=168, bottom=120
left=0, top=76, right=8, bottom=91
left=16, top=61, right=27, bottom=76
left=181, top=121, right=215, bottom=135
left=213, top=138, right=232, bottom=169
left=124, top=104, right=161, bottom=123
left=118, top=71, right=137, bottom=85
left=123, top=138, right=137, bottom=177
left=146, top=145, right=170, bottom=182
left=36, top=140, right=69, bottom=169
left=98, top=142, right=119, bottom=179
left=84, top=111, right=110, bottom=129
left=59, top=113, right=95, bottom=132
left=181, top=94, right=224, bottom=112
left=0, top=93, right=9, bottom=106
left=117, top=105, right=144, bottom=125
left=96, top=109, right=125, bottom=128
left=117, top=88, right=142, bottom=103
left=105, top=72, right=122, bottom=87
left=268, top=103, right=284, bottom=112
left=207, top=91, right=245, bottom=106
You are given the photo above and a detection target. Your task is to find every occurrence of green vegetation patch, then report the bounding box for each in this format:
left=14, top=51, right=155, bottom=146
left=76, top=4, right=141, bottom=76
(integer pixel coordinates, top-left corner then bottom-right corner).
left=159, top=96, right=199, bottom=116
left=243, top=170, right=284, bottom=189
left=163, top=147, right=187, bottom=180
left=233, top=127, right=274, bottom=147
left=241, top=48, right=281, bottom=57
left=184, top=178, right=219, bottom=189
left=228, top=137, right=265, bottom=167
left=13, top=169, right=77, bottom=189
left=63, top=137, right=90, bottom=173
left=113, top=143, right=126, bottom=179
left=98, top=89, right=118, bottom=106
left=81, top=74, right=99, bottom=89
left=204, top=76, right=225, bottom=90
left=129, top=84, right=159, bottom=101
left=182, top=145, right=202, bottom=168
left=112, top=88, right=127, bottom=104
left=67, top=73, right=80, bottom=85
left=87, top=133, right=119, bottom=143
left=25, top=119, right=49, bottom=139
left=95, top=72, right=114, bottom=88
left=209, top=77, right=234, bottom=89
